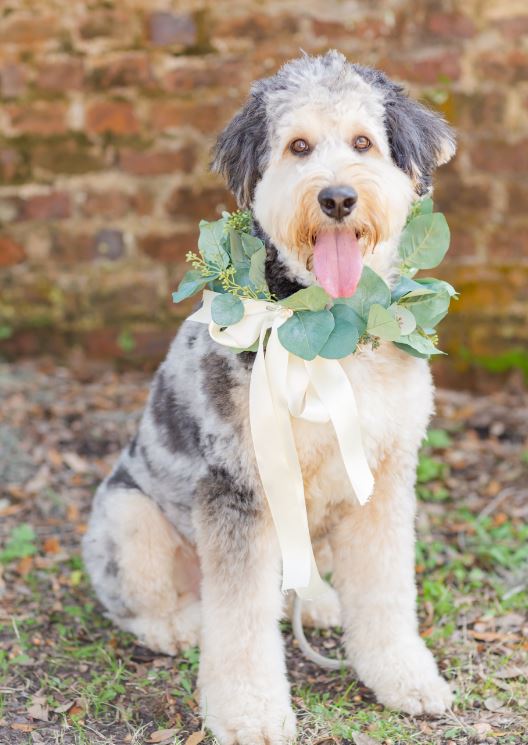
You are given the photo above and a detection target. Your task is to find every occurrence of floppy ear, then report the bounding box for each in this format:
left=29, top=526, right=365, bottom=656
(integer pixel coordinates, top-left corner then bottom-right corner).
left=383, top=86, right=456, bottom=195
left=212, top=88, right=269, bottom=209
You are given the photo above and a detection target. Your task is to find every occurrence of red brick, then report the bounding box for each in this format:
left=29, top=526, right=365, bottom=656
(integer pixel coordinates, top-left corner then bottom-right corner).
left=89, top=54, right=154, bottom=89
left=31, top=138, right=104, bottom=175
left=508, top=181, right=528, bottom=214
left=150, top=100, right=226, bottom=134
left=79, top=9, right=139, bottom=40
left=488, top=221, right=528, bottom=264
left=139, top=230, right=198, bottom=263
left=80, top=190, right=153, bottom=218
left=36, top=58, right=84, bottom=92
left=312, top=17, right=391, bottom=40
left=0, top=148, right=24, bottom=184
left=425, top=12, right=475, bottom=38
left=148, top=12, right=197, bottom=46
left=0, top=236, right=26, bottom=266
left=434, top=175, right=491, bottom=213
left=478, top=50, right=528, bottom=84
left=0, top=15, right=56, bottom=44
left=496, top=16, right=528, bottom=41
left=450, top=92, right=506, bottom=130
left=215, top=13, right=299, bottom=42
left=0, top=63, right=27, bottom=98
left=51, top=228, right=125, bottom=263
left=165, top=184, right=236, bottom=221
left=20, top=192, right=71, bottom=221
left=118, top=145, right=196, bottom=175
left=6, top=102, right=68, bottom=136
left=86, top=101, right=140, bottom=135
left=162, top=59, right=244, bottom=93
left=471, top=139, right=528, bottom=174
left=380, top=51, right=461, bottom=84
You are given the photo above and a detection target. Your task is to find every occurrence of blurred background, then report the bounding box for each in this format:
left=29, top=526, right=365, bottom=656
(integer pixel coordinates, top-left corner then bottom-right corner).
left=0, top=0, right=527, bottom=390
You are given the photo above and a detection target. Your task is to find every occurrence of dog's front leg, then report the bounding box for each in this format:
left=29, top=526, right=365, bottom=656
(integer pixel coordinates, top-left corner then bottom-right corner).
left=330, top=450, right=453, bottom=716
left=195, top=473, right=296, bottom=745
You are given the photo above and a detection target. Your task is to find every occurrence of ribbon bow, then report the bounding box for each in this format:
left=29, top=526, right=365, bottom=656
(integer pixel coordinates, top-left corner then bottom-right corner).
left=190, top=290, right=374, bottom=599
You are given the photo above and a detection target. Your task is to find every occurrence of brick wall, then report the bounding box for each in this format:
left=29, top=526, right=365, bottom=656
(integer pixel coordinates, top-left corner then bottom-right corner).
left=0, top=0, right=527, bottom=389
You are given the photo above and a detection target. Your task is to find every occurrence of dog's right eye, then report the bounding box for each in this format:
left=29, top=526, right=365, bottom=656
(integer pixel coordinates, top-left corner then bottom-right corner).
left=289, top=138, right=311, bottom=156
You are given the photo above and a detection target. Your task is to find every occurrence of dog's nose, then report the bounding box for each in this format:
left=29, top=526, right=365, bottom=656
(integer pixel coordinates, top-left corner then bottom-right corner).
left=317, top=186, right=358, bottom=221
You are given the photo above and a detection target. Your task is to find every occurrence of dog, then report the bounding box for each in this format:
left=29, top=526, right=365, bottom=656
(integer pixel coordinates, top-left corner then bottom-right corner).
left=83, top=50, right=456, bottom=744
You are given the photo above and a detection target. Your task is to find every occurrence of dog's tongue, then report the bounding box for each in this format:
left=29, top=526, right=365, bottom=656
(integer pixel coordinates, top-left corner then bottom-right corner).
left=313, top=230, right=363, bottom=298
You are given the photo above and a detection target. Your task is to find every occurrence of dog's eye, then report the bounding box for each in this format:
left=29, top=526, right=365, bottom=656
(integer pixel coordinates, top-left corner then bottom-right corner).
left=353, top=135, right=371, bottom=152
left=289, top=138, right=311, bottom=156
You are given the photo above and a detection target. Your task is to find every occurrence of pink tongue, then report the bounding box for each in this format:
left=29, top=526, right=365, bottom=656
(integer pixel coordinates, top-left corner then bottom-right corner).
left=313, top=230, right=363, bottom=298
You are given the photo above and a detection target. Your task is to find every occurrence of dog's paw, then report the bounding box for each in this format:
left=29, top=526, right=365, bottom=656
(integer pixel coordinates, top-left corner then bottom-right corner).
left=201, top=685, right=296, bottom=745
left=357, top=638, right=453, bottom=717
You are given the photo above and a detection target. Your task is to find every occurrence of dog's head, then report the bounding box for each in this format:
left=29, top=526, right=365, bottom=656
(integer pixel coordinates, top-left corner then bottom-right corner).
left=213, top=51, right=455, bottom=298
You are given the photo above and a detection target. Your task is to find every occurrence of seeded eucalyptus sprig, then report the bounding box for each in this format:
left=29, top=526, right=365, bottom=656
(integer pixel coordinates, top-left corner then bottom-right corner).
left=172, top=201, right=457, bottom=361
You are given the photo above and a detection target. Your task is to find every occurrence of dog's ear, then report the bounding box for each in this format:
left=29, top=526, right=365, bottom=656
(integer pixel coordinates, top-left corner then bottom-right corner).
left=384, top=88, right=456, bottom=194
left=212, top=90, right=268, bottom=208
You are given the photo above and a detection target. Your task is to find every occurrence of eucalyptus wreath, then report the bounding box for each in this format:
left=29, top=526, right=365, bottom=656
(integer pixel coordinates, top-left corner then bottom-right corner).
left=172, top=199, right=457, bottom=361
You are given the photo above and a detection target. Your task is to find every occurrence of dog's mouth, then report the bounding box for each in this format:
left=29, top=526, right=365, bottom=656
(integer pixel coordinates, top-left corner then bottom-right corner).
left=310, top=229, right=363, bottom=299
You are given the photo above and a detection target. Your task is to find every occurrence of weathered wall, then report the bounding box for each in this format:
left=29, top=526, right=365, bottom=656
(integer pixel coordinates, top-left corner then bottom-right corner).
left=0, top=0, right=527, bottom=388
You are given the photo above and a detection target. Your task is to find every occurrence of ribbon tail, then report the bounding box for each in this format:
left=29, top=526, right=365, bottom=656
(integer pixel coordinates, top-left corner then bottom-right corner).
left=249, top=326, right=327, bottom=599
left=307, top=357, right=374, bottom=506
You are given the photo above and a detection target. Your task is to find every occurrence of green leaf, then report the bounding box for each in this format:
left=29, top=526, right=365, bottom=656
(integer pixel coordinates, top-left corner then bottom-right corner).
left=395, top=331, right=445, bottom=356
left=0, top=523, right=37, bottom=563
left=414, top=197, right=433, bottom=216
left=228, top=228, right=250, bottom=270
left=198, top=219, right=230, bottom=269
left=172, top=270, right=210, bottom=303
left=393, top=341, right=430, bottom=359
left=391, top=276, right=434, bottom=302
left=337, top=266, right=391, bottom=320
left=415, top=277, right=458, bottom=297
left=319, top=305, right=362, bottom=359
left=281, top=286, right=331, bottom=312
left=401, top=289, right=451, bottom=328
left=367, top=304, right=401, bottom=341
left=399, top=213, right=450, bottom=271
left=389, top=304, right=416, bottom=335
left=240, top=233, right=264, bottom=257
left=249, top=247, right=267, bottom=288
left=278, top=310, right=334, bottom=360
left=211, top=293, right=244, bottom=326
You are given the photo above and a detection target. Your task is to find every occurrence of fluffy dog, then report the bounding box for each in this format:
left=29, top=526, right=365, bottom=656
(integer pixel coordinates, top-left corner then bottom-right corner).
left=83, top=51, right=456, bottom=744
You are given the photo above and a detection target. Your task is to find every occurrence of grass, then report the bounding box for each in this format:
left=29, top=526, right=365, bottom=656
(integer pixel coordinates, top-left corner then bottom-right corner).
left=1, top=363, right=527, bottom=745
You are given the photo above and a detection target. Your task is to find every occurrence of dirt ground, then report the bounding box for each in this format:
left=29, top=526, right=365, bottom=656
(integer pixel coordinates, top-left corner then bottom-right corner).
left=0, top=360, right=527, bottom=745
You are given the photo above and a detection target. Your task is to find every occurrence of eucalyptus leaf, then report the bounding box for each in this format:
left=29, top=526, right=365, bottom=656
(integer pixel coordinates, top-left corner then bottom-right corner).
left=401, top=290, right=451, bottom=328
left=281, top=285, right=331, bottom=312
left=399, top=213, right=450, bottom=271
left=249, top=247, right=267, bottom=287
left=396, top=331, right=445, bottom=356
left=172, top=270, right=210, bottom=303
left=198, top=219, right=230, bottom=269
left=278, top=310, right=334, bottom=361
left=228, top=229, right=249, bottom=270
left=391, top=275, right=434, bottom=302
left=241, top=233, right=264, bottom=257
left=319, top=305, right=361, bottom=359
left=389, top=304, right=416, bottom=335
left=367, top=304, right=401, bottom=341
left=211, top=293, right=244, bottom=326
left=338, top=266, right=391, bottom=320
left=415, top=197, right=433, bottom=215
left=393, top=341, right=430, bottom=359
left=415, top=277, right=458, bottom=297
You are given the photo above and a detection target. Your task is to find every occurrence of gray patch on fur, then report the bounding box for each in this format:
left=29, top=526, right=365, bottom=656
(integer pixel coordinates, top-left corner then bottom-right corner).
left=107, top=463, right=141, bottom=491
left=151, top=369, right=200, bottom=454
left=201, top=352, right=235, bottom=418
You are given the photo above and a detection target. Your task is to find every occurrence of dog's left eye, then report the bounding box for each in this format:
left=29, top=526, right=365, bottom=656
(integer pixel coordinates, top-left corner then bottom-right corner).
left=353, top=136, right=371, bottom=151
left=289, top=138, right=311, bottom=156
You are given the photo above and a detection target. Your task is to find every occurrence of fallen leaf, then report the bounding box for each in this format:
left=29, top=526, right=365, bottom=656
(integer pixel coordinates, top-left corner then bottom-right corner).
left=54, top=700, right=75, bottom=714
left=494, top=665, right=528, bottom=679
left=63, top=452, right=89, bottom=474
left=352, top=734, right=378, bottom=745
left=27, top=698, right=49, bottom=722
left=43, top=537, right=61, bottom=554
left=11, top=722, right=35, bottom=732
left=185, top=733, right=205, bottom=745
left=17, top=556, right=34, bottom=576
left=484, top=695, right=504, bottom=712
left=148, top=729, right=179, bottom=743
left=469, top=630, right=519, bottom=642
left=473, top=722, right=492, bottom=736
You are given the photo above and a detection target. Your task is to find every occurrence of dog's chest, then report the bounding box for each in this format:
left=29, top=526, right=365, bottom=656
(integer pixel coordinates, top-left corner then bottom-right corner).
left=291, top=346, right=433, bottom=534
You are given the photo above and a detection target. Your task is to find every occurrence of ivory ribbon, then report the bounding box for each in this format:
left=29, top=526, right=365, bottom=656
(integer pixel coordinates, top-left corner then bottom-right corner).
left=189, top=290, right=374, bottom=599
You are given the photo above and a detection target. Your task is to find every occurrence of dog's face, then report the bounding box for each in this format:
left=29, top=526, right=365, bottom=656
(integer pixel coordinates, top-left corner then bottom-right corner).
left=214, top=52, right=456, bottom=297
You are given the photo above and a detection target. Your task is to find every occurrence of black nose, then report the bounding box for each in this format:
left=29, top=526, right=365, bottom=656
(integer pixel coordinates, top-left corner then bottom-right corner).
left=317, top=186, right=358, bottom=221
